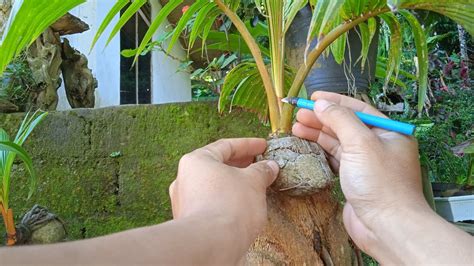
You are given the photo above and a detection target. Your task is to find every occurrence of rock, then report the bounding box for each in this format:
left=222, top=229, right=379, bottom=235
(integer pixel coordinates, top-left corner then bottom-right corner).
left=261, top=136, right=334, bottom=196
left=50, top=12, right=89, bottom=36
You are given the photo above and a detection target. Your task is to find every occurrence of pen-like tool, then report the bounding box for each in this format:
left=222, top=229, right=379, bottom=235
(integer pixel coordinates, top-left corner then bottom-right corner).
left=282, top=97, right=416, bottom=136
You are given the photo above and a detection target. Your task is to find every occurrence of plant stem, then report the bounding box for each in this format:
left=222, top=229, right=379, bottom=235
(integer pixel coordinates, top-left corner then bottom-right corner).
left=0, top=205, right=16, bottom=246
left=214, top=0, right=280, bottom=132
left=266, top=0, right=285, bottom=114
left=279, top=8, right=389, bottom=133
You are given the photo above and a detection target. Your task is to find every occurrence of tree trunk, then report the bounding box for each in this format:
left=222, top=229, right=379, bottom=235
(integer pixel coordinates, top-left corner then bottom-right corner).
left=26, top=28, right=63, bottom=111
left=248, top=190, right=353, bottom=265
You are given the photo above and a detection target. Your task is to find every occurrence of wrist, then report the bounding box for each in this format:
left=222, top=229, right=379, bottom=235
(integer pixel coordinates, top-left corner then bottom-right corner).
left=365, top=200, right=435, bottom=264
left=178, top=211, right=252, bottom=262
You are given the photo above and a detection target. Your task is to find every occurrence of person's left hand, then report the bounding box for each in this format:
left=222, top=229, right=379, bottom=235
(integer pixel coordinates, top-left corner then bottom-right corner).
left=169, top=138, right=279, bottom=251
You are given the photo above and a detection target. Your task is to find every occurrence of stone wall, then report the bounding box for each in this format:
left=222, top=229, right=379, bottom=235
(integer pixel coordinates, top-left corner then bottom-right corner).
left=0, top=103, right=268, bottom=240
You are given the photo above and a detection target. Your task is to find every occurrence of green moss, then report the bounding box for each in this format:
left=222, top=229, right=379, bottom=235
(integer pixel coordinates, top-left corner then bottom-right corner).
left=0, top=102, right=269, bottom=241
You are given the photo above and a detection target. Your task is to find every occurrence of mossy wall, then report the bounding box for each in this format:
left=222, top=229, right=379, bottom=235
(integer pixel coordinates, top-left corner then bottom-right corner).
left=0, top=103, right=269, bottom=240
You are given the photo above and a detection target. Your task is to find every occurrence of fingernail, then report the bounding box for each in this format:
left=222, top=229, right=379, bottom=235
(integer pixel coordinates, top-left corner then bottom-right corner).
left=266, top=160, right=280, bottom=176
left=315, top=99, right=334, bottom=113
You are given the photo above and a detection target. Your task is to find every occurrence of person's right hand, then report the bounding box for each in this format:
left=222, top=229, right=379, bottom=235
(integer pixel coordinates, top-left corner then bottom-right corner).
left=292, top=91, right=429, bottom=261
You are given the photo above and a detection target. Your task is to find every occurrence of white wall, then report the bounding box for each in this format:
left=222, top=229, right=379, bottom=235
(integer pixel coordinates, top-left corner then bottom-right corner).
left=57, top=0, right=191, bottom=110
left=150, top=0, right=191, bottom=104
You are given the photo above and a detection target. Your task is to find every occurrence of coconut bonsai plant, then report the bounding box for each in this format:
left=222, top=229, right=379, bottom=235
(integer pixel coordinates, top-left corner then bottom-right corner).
left=91, top=0, right=473, bottom=262
left=1, top=0, right=473, bottom=262
left=92, top=0, right=473, bottom=194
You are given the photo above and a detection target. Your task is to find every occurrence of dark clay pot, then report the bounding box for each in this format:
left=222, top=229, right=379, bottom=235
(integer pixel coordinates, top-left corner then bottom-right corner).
left=286, top=5, right=379, bottom=95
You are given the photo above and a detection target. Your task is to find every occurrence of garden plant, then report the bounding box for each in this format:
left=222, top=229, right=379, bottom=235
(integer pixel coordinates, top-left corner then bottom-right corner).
left=0, top=111, right=47, bottom=245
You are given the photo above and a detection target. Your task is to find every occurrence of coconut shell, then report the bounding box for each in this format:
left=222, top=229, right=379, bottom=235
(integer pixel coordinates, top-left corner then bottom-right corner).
left=261, top=136, right=334, bottom=196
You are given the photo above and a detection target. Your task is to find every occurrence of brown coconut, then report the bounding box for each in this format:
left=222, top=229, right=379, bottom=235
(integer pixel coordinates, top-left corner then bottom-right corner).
left=260, top=136, right=334, bottom=196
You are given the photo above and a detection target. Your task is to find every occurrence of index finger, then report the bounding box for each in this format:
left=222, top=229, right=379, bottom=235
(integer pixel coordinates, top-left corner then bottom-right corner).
left=311, top=91, right=387, bottom=118
left=195, top=138, right=267, bottom=165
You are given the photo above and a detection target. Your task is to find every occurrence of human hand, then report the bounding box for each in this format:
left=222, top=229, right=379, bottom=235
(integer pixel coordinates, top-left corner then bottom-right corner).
left=169, top=138, right=279, bottom=255
left=292, top=92, right=428, bottom=259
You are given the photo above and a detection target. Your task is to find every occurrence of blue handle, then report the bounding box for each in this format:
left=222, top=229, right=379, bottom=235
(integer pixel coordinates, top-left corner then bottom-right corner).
left=295, top=98, right=415, bottom=136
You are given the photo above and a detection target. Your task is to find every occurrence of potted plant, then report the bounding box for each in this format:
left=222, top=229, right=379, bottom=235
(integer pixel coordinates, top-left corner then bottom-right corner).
left=285, top=4, right=379, bottom=96
left=433, top=139, right=474, bottom=222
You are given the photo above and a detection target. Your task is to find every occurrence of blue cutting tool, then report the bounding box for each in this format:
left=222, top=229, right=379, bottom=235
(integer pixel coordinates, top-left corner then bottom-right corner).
left=282, top=97, right=416, bottom=136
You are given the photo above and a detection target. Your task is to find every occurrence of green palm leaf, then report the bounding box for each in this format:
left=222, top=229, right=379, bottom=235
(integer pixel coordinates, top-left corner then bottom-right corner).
left=399, top=10, right=428, bottom=113
left=134, top=0, right=184, bottom=63
left=90, top=0, right=129, bottom=51
left=284, top=0, right=307, bottom=34
left=379, top=13, right=402, bottom=92
left=395, top=0, right=474, bottom=35
left=0, top=141, right=37, bottom=200
left=0, top=111, right=46, bottom=209
left=0, top=0, right=86, bottom=74
left=105, top=0, right=148, bottom=47
left=167, top=0, right=208, bottom=53
left=308, top=0, right=344, bottom=41
left=219, top=62, right=294, bottom=119
left=188, top=2, right=219, bottom=51
left=329, top=16, right=347, bottom=64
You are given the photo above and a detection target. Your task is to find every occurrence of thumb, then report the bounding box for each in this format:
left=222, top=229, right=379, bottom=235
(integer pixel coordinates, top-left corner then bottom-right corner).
left=314, top=99, right=374, bottom=146
left=245, top=160, right=279, bottom=189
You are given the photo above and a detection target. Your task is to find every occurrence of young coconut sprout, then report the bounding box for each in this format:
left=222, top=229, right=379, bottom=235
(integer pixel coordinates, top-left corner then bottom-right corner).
left=0, top=111, right=47, bottom=245
left=93, top=0, right=473, bottom=196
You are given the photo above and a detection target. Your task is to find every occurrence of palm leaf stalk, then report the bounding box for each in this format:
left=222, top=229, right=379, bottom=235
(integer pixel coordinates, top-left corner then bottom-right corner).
left=0, top=111, right=47, bottom=245
left=93, top=0, right=473, bottom=135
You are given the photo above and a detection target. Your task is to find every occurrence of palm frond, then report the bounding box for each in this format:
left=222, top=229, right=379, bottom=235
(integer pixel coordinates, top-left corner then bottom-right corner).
left=399, top=10, right=428, bottom=113
left=219, top=62, right=294, bottom=120
left=188, top=2, right=220, bottom=51
left=105, top=0, right=148, bottom=47
left=395, top=0, right=474, bottom=35
left=379, top=13, right=402, bottom=92
left=0, top=141, right=37, bottom=200
left=168, top=0, right=208, bottom=53
left=0, top=0, right=86, bottom=74
left=90, top=0, right=129, bottom=52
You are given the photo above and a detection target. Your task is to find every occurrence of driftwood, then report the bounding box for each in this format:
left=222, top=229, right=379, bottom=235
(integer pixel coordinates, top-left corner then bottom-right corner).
left=51, top=12, right=90, bottom=36
left=61, top=38, right=96, bottom=108
left=0, top=0, right=12, bottom=38
left=23, top=12, right=95, bottom=111
left=26, top=28, right=63, bottom=111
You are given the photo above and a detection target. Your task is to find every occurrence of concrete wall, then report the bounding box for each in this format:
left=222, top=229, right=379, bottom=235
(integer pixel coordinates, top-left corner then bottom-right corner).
left=0, top=103, right=268, bottom=240
left=57, top=0, right=191, bottom=110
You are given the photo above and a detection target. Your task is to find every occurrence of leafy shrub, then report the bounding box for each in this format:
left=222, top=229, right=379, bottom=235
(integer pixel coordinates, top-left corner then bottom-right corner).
left=0, top=54, right=34, bottom=111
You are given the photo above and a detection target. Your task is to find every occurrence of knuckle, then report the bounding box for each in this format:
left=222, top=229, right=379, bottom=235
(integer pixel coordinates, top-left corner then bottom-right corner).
left=325, top=104, right=352, bottom=117
left=179, top=153, right=195, bottom=166
left=353, top=132, right=377, bottom=148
